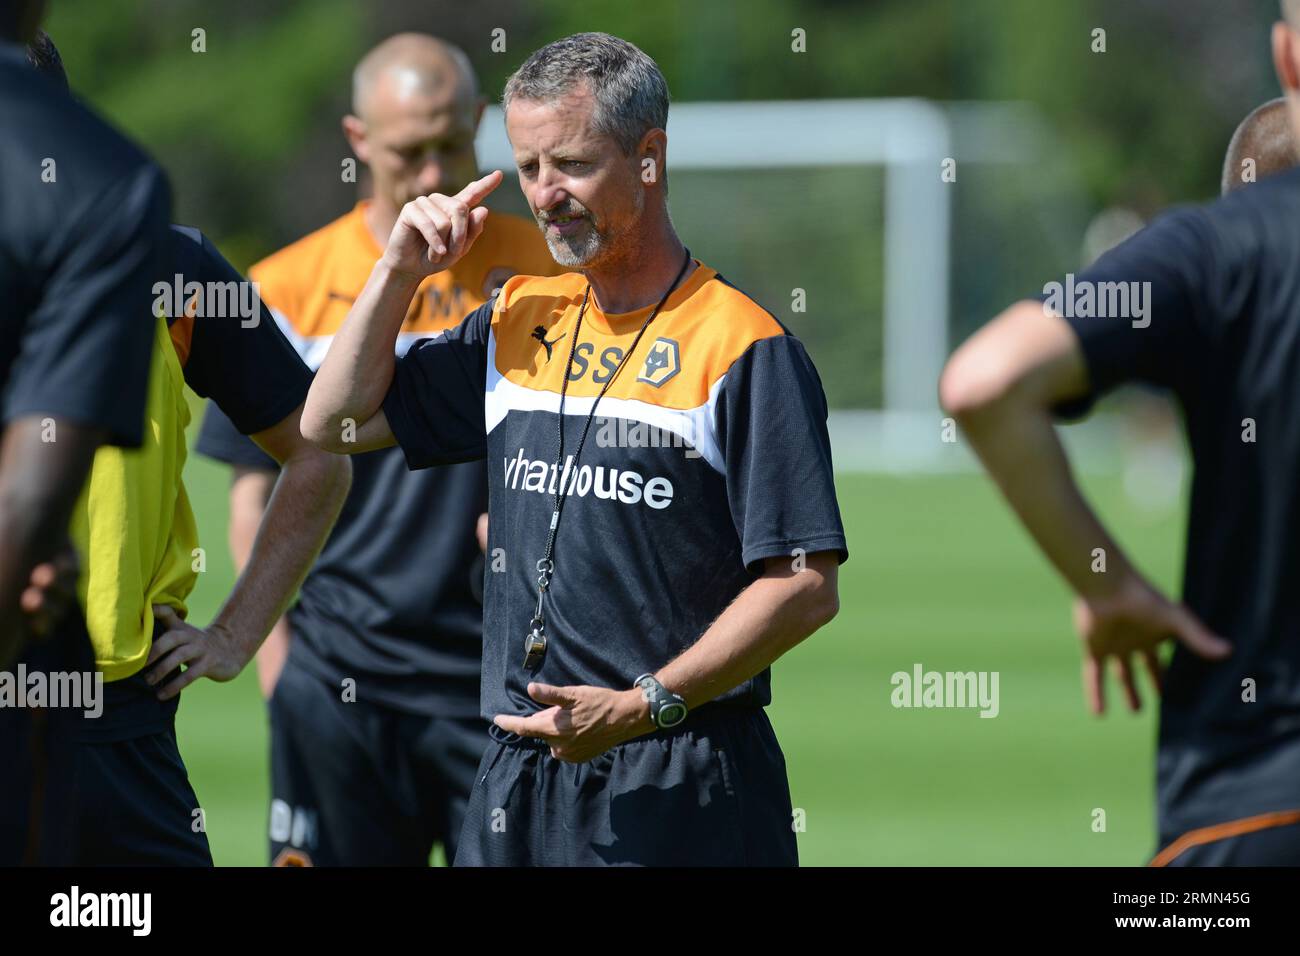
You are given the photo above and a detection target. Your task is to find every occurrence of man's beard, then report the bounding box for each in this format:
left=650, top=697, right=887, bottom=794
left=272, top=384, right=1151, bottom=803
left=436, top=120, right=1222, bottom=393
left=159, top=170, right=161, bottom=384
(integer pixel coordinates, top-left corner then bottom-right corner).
left=538, top=194, right=642, bottom=269
left=544, top=218, right=603, bottom=267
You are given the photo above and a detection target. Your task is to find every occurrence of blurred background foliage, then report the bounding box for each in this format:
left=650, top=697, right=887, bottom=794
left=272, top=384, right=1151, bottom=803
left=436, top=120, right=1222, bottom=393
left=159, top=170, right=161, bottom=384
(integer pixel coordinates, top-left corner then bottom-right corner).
left=44, top=0, right=1283, bottom=405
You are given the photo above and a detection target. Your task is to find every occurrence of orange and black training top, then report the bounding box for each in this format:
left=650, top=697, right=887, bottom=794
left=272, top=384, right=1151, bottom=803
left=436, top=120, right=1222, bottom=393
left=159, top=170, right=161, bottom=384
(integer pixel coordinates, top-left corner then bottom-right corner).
left=383, top=258, right=849, bottom=721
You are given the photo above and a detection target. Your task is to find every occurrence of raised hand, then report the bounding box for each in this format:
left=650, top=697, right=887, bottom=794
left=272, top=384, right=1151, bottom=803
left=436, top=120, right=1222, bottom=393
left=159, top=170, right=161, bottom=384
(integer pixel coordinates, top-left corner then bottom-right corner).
left=380, top=170, right=503, bottom=279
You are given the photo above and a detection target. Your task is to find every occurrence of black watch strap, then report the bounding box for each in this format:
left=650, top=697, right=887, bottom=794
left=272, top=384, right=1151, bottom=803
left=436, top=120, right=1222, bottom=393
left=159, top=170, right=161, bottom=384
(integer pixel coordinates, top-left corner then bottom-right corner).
left=634, top=674, right=688, bottom=729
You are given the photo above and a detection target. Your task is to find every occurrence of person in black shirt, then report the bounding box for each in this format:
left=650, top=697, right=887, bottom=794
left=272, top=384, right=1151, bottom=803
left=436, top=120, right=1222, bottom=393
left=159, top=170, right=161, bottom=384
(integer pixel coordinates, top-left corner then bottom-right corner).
left=303, top=33, right=847, bottom=866
left=13, top=31, right=352, bottom=866
left=0, top=29, right=166, bottom=664
left=0, top=9, right=170, bottom=863
left=941, top=1, right=1300, bottom=866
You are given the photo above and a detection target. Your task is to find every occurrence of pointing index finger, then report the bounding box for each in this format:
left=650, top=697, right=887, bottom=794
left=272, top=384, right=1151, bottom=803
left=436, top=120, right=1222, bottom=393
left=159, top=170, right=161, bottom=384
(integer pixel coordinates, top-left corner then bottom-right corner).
left=494, top=706, right=561, bottom=741
left=454, top=169, right=503, bottom=207
left=493, top=713, right=543, bottom=739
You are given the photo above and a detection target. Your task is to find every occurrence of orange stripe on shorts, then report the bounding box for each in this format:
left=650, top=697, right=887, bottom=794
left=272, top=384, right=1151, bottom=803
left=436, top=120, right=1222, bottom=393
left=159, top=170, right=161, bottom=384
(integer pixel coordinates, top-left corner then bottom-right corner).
left=1149, top=808, right=1300, bottom=867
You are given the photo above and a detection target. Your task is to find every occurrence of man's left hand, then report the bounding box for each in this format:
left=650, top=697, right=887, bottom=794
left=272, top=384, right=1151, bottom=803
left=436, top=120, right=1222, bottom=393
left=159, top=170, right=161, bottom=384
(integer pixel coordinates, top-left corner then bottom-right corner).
left=494, top=682, right=650, bottom=763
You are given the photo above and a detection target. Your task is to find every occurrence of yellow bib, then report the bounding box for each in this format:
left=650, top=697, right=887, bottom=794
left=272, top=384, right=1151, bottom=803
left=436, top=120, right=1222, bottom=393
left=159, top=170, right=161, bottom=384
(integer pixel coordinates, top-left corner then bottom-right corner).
left=70, top=312, right=198, bottom=681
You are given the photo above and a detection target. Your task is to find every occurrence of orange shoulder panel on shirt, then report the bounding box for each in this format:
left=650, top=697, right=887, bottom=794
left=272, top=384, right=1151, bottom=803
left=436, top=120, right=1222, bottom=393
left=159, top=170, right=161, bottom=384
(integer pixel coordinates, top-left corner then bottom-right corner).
left=166, top=282, right=211, bottom=368
left=247, top=206, right=375, bottom=339
left=491, top=264, right=786, bottom=410
left=167, top=312, right=194, bottom=368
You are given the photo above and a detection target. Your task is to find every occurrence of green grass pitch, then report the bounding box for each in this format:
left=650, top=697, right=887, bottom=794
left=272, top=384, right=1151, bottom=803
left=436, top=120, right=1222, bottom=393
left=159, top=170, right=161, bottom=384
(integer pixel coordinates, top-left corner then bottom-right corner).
left=177, top=411, right=1184, bottom=866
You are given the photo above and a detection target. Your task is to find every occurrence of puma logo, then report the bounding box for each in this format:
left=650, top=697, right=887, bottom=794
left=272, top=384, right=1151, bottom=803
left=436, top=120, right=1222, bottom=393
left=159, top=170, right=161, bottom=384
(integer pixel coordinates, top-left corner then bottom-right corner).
left=531, top=325, right=565, bottom=362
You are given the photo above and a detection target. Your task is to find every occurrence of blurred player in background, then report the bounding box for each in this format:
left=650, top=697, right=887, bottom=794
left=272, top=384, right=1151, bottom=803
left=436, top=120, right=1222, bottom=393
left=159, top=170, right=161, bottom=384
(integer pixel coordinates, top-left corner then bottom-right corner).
left=26, top=35, right=352, bottom=866
left=1, top=4, right=170, bottom=863
left=940, top=3, right=1300, bottom=866
left=1221, top=96, right=1300, bottom=195
left=1114, top=99, right=1300, bottom=522
left=197, top=32, right=558, bottom=866
left=303, top=32, right=846, bottom=866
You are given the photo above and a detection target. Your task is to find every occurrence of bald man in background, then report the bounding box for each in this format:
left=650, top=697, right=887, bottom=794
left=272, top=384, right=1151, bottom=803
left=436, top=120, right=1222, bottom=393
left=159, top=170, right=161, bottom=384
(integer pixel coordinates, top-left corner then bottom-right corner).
left=197, top=32, right=559, bottom=866
left=1221, top=96, right=1300, bottom=195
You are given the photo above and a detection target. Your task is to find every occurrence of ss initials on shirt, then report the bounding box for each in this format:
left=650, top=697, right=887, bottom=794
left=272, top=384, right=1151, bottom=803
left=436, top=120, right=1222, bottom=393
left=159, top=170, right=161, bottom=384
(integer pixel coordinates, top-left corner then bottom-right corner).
left=567, top=343, right=624, bottom=384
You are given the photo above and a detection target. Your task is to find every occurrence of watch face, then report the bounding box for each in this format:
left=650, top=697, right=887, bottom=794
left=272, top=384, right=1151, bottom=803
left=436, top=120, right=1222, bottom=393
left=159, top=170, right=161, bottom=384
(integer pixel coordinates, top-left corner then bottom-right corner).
left=658, top=701, right=688, bottom=728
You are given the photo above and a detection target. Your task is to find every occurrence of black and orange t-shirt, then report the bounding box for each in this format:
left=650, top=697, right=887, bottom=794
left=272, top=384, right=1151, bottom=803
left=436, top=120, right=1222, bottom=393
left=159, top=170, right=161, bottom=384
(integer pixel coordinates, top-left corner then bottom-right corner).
left=196, top=203, right=559, bottom=716
left=383, top=260, right=849, bottom=720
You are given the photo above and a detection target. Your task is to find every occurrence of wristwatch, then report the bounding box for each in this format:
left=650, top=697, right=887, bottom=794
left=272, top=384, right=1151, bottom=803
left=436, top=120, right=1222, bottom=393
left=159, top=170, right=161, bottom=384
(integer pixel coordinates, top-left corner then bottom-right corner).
left=634, top=674, right=688, bottom=729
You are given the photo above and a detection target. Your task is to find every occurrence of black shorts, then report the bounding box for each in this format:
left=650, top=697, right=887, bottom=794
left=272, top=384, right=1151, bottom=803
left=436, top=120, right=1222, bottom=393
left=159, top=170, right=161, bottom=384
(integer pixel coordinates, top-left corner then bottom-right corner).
left=4, top=616, right=211, bottom=866
left=1152, top=810, right=1300, bottom=866
left=0, top=621, right=91, bottom=866
left=268, top=658, right=489, bottom=866
left=454, top=704, right=798, bottom=867
left=70, top=665, right=212, bottom=866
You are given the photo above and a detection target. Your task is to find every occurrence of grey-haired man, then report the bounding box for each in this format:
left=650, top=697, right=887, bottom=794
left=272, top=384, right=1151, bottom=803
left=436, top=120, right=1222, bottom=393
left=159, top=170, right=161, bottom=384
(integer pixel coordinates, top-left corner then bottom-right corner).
left=303, top=32, right=848, bottom=866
